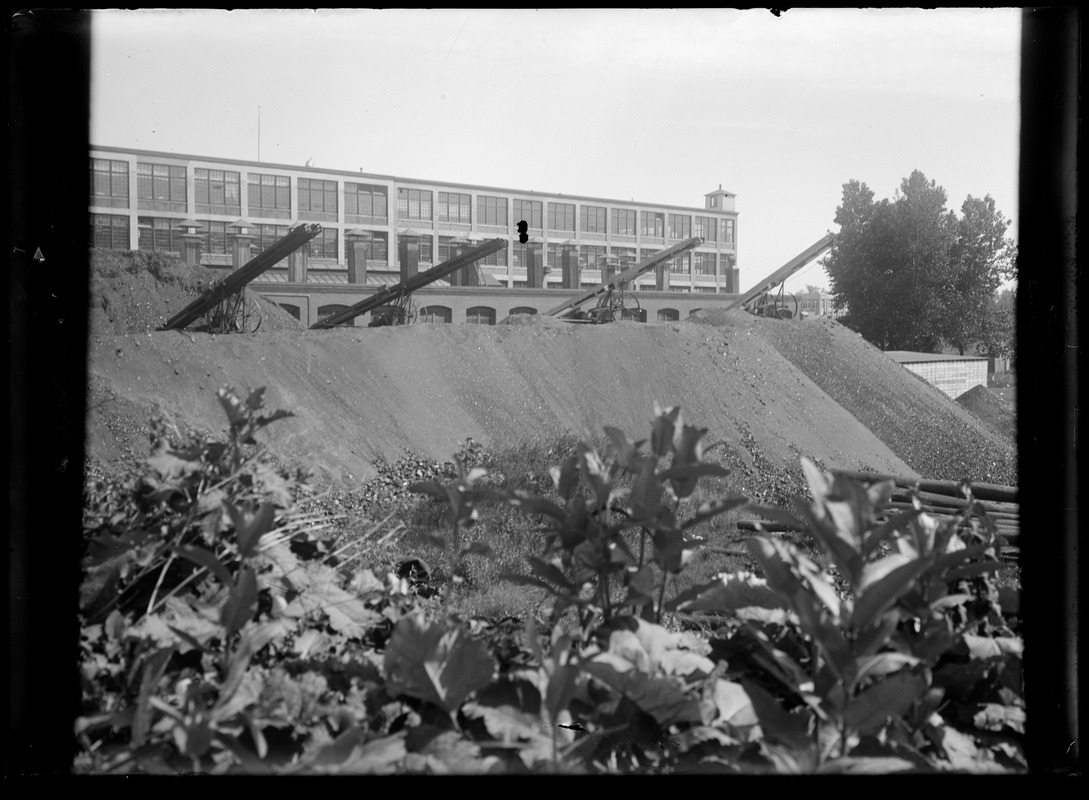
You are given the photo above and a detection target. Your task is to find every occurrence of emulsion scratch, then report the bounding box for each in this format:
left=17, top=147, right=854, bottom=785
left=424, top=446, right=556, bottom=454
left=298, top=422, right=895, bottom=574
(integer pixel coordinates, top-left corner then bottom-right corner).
left=446, top=12, right=472, bottom=60
left=631, top=118, right=645, bottom=158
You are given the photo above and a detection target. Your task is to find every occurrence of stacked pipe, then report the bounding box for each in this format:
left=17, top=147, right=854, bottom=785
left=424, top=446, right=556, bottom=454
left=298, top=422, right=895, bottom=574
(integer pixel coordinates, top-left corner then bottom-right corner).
left=736, top=469, right=1019, bottom=557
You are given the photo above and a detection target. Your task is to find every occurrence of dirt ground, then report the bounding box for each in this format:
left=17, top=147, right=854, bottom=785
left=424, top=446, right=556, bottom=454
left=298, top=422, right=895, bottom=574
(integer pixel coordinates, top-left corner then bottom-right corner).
left=84, top=252, right=1017, bottom=495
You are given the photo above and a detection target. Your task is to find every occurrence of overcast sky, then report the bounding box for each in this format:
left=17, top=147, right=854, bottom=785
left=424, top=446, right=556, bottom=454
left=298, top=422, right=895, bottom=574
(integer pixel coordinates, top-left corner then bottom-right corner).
left=90, top=8, right=1021, bottom=294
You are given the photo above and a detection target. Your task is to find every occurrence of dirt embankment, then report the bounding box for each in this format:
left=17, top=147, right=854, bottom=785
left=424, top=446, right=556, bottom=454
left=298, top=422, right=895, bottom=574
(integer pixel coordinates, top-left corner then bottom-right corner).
left=84, top=251, right=1016, bottom=496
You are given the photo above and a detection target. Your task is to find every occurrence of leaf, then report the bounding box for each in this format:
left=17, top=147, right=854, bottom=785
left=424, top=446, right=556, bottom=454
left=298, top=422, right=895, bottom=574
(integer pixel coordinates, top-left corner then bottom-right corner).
left=681, top=496, right=749, bottom=530
left=236, top=501, right=277, bottom=559
left=524, top=556, right=576, bottom=592
left=505, top=491, right=566, bottom=521
left=581, top=660, right=703, bottom=727
left=711, top=679, right=759, bottom=728
left=843, top=668, right=928, bottom=735
left=650, top=404, right=681, bottom=458
left=131, top=647, right=175, bottom=747
left=220, top=566, right=258, bottom=637
left=739, top=678, right=812, bottom=751
left=544, top=664, right=580, bottom=726
left=384, top=615, right=497, bottom=715
left=963, top=634, right=1023, bottom=660
left=603, top=425, right=646, bottom=473
left=549, top=454, right=580, bottom=502
left=666, top=571, right=787, bottom=615
left=972, top=702, right=1026, bottom=734
left=173, top=543, right=233, bottom=587
left=851, top=556, right=932, bottom=634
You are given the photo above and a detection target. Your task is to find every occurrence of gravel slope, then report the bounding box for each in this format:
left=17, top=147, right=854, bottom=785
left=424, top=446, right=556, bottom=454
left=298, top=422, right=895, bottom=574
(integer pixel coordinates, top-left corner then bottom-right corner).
left=84, top=251, right=1016, bottom=496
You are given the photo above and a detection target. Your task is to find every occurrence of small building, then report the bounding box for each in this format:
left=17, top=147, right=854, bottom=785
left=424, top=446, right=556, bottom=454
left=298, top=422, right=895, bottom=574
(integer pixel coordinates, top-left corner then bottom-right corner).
left=885, top=351, right=989, bottom=399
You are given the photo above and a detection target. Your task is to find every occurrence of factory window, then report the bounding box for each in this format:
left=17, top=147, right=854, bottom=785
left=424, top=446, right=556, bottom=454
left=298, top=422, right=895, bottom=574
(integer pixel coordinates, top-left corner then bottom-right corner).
left=670, top=253, right=691, bottom=275
left=580, top=205, right=606, bottom=234
left=90, top=158, right=129, bottom=204
left=308, top=227, right=339, bottom=260
left=657, top=308, right=679, bottom=322
left=621, top=308, right=647, bottom=323
left=612, top=246, right=636, bottom=266
left=194, top=168, right=240, bottom=212
left=90, top=213, right=130, bottom=249
left=137, top=162, right=186, bottom=207
left=197, top=219, right=229, bottom=254
left=359, top=231, right=388, bottom=265
left=641, top=211, right=665, bottom=238
left=418, top=305, right=452, bottom=324
left=438, top=191, right=472, bottom=224
left=513, top=199, right=542, bottom=230
left=276, top=303, right=301, bottom=321
left=466, top=306, right=496, bottom=325
left=548, top=202, right=575, bottom=232
left=611, top=208, right=637, bottom=236
left=401, top=235, right=433, bottom=264
left=477, top=195, right=508, bottom=226
left=510, top=306, right=537, bottom=316
left=254, top=224, right=290, bottom=257
left=345, top=183, right=387, bottom=220
left=511, top=243, right=527, bottom=268
left=298, top=178, right=338, bottom=220
left=397, top=187, right=432, bottom=220
left=248, top=173, right=291, bottom=215
left=579, top=244, right=607, bottom=268
left=693, top=252, right=716, bottom=276
left=694, top=216, right=718, bottom=241
left=137, top=216, right=186, bottom=253
left=724, top=218, right=736, bottom=245
left=668, top=214, right=691, bottom=240
left=317, top=305, right=352, bottom=327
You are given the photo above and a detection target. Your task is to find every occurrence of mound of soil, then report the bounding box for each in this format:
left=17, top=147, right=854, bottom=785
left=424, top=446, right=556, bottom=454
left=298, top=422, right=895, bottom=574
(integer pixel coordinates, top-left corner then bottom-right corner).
left=955, top=384, right=1016, bottom=445
left=89, top=249, right=301, bottom=336
left=83, top=253, right=1016, bottom=497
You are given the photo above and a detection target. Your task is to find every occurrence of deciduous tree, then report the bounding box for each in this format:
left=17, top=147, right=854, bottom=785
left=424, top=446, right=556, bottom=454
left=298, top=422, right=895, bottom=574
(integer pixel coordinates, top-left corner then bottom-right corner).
left=824, top=171, right=1011, bottom=355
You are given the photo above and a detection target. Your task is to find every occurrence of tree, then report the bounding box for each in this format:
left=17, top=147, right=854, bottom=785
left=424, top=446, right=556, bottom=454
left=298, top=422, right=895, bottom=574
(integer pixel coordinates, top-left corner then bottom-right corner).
left=939, top=195, right=1017, bottom=354
left=824, top=170, right=1011, bottom=354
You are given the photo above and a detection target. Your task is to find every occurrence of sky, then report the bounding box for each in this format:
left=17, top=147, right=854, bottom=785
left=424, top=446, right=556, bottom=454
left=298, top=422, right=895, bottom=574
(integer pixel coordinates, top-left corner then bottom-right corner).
left=90, top=8, right=1022, bottom=294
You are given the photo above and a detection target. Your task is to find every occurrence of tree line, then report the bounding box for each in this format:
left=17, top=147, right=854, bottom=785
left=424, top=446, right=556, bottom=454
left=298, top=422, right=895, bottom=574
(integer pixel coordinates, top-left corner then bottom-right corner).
left=822, top=170, right=1016, bottom=359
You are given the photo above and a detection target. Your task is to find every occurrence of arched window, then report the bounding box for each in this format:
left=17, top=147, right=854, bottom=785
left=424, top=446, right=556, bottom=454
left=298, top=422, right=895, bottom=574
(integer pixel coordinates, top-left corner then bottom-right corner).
left=621, top=307, right=647, bottom=323
left=317, top=304, right=353, bottom=327
left=466, top=306, right=496, bottom=325
left=368, top=304, right=406, bottom=327
left=276, top=302, right=301, bottom=321
left=418, top=305, right=452, bottom=324
left=657, top=308, right=679, bottom=322
left=509, top=306, right=537, bottom=316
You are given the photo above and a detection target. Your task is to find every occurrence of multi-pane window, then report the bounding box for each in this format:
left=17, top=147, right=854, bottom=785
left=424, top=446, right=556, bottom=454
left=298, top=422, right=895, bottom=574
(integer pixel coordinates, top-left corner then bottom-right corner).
left=612, top=247, right=636, bottom=267
left=670, top=252, right=691, bottom=274
left=248, top=174, right=291, bottom=214
left=194, top=168, right=241, bottom=210
left=308, top=227, right=339, bottom=259
left=693, top=252, right=717, bottom=276
left=611, top=208, right=637, bottom=236
left=580, top=244, right=607, bottom=268
left=255, top=224, right=290, bottom=254
left=90, top=213, right=129, bottom=249
left=547, top=243, right=564, bottom=268
left=401, top=236, right=433, bottom=263
left=548, top=202, right=575, bottom=232
left=137, top=163, right=186, bottom=204
left=477, top=195, right=507, bottom=226
left=438, top=192, right=471, bottom=224
left=641, top=211, right=665, bottom=238
left=345, top=183, right=387, bottom=219
left=90, top=159, right=129, bottom=202
left=367, top=232, right=389, bottom=264
left=418, top=306, right=452, bottom=324
left=694, top=216, right=718, bottom=241
left=466, top=306, right=496, bottom=325
left=397, top=188, right=432, bottom=220
left=513, top=199, right=542, bottom=230
left=724, top=218, right=736, bottom=245
left=298, top=178, right=338, bottom=215
left=197, top=219, right=229, bottom=254
left=137, top=217, right=183, bottom=252
left=580, top=205, right=606, bottom=234
left=667, top=214, right=691, bottom=240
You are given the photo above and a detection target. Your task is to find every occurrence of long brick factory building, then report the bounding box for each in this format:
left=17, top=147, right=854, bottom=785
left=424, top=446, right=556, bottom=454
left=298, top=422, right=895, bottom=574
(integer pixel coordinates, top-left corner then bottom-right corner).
left=89, top=145, right=753, bottom=326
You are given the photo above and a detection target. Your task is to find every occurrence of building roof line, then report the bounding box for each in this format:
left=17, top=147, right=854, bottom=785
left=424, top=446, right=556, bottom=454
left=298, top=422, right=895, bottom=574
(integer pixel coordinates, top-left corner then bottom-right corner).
left=91, top=144, right=738, bottom=216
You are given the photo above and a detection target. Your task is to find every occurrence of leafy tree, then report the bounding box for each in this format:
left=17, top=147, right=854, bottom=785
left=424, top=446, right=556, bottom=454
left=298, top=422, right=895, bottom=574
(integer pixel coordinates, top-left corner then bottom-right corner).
left=940, top=196, right=1017, bottom=355
left=824, top=171, right=1011, bottom=354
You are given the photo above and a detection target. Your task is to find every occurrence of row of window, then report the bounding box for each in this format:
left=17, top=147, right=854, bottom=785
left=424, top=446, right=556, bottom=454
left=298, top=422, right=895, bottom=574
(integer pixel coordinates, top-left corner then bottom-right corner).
left=91, top=158, right=735, bottom=241
left=91, top=213, right=739, bottom=274
left=297, top=304, right=690, bottom=326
